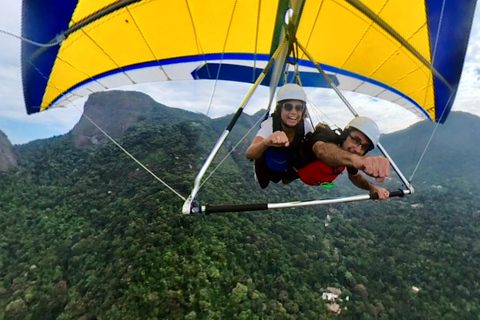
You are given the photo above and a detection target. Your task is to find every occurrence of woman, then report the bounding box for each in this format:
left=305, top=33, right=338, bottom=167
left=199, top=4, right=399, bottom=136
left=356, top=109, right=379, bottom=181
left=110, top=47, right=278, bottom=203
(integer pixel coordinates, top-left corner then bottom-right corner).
left=246, top=83, right=314, bottom=188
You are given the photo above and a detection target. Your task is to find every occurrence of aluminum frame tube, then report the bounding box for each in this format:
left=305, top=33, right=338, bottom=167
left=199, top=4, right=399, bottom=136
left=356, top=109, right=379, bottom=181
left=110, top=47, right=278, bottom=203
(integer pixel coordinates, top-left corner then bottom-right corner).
left=182, top=39, right=289, bottom=214
left=201, top=189, right=411, bottom=214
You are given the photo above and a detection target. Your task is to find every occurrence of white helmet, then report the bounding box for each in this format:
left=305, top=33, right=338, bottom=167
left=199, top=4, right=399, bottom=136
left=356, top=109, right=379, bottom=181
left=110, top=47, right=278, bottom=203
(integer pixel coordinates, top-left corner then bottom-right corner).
left=345, top=116, right=380, bottom=148
left=276, top=83, right=307, bottom=103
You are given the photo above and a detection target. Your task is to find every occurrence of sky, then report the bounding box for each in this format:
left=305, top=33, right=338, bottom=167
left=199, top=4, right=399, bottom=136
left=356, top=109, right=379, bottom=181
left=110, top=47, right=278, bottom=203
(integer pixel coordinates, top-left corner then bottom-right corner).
left=1, top=2, right=479, bottom=145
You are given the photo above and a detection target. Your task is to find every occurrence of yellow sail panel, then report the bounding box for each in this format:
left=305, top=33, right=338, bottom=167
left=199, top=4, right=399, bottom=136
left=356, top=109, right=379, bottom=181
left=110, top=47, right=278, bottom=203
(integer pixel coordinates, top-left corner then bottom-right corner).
left=41, top=0, right=280, bottom=108
left=163, top=0, right=278, bottom=55
left=298, top=0, right=435, bottom=119
left=22, top=0, right=477, bottom=122
left=42, top=1, right=204, bottom=109
left=43, top=6, right=160, bottom=109
left=362, top=0, right=432, bottom=63
left=337, top=0, right=432, bottom=61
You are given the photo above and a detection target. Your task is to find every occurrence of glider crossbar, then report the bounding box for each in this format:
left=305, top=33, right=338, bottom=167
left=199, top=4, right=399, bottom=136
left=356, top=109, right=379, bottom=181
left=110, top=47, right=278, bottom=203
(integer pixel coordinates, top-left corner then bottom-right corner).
left=296, top=40, right=414, bottom=193
left=182, top=38, right=289, bottom=214
left=201, top=189, right=410, bottom=214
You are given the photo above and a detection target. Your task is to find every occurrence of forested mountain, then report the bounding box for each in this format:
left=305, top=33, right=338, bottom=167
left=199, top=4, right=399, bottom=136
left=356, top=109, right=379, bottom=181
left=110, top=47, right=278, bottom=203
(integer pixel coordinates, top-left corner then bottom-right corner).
left=72, top=91, right=209, bottom=147
left=0, top=91, right=479, bottom=319
left=380, top=111, right=480, bottom=188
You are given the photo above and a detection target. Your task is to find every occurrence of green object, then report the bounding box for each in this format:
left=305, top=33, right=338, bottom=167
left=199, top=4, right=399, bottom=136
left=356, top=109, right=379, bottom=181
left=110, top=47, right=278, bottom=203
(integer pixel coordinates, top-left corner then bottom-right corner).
left=320, top=182, right=335, bottom=189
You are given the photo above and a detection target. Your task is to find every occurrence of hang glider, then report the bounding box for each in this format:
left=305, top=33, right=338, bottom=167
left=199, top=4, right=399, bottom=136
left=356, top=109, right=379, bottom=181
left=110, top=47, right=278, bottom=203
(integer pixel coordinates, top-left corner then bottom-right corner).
left=21, top=0, right=477, bottom=214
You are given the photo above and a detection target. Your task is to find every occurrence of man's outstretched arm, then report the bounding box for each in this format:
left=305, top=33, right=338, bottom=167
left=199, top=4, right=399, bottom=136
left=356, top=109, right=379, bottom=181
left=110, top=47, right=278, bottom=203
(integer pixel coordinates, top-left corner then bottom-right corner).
left=312, top=141, right=390, bottom=182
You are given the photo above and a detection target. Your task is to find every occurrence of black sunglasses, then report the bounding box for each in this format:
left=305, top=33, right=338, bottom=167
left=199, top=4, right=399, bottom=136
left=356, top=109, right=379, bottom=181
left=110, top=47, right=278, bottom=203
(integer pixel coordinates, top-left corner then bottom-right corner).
left=349, top=134, right=371, bottom=151
left=283, top=103, right=305, bottom=112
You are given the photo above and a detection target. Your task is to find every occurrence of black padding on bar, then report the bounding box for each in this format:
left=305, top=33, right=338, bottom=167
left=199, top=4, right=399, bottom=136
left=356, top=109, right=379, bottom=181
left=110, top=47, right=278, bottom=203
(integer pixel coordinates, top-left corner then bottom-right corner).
left=205, top=203, right=268, bottom=214
left=370, top=189, right=405, bottom=200
left=226, top=108, right=244, bottom=131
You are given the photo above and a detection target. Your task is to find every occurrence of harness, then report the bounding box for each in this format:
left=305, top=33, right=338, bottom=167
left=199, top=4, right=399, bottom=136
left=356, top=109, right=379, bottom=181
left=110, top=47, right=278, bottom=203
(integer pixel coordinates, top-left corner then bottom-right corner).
left=263, top=113, right=305, bottom=172
left=297, top=161, right=345, bottom=186
left=294, top=126, right=347, bottom=185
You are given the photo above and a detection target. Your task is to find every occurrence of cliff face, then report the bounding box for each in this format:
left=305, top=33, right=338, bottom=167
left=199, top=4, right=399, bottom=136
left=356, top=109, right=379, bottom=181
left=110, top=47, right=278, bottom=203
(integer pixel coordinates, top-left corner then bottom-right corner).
left=71, top=91, right=158, bottom=147
left=0, top=131, right=17, bottom=172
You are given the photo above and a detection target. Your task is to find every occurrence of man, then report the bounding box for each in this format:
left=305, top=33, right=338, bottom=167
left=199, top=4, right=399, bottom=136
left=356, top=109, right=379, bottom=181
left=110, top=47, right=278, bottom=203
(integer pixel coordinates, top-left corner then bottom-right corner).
left=294, top=116, right=391, bottom=200
left=246, top=83, right=314, bottom=188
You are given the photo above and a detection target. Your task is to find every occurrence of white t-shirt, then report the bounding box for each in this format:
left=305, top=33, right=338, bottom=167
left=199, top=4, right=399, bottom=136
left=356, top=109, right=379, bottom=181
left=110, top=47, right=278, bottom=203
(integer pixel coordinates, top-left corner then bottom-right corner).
left=256, top=117, right=314, bottom=138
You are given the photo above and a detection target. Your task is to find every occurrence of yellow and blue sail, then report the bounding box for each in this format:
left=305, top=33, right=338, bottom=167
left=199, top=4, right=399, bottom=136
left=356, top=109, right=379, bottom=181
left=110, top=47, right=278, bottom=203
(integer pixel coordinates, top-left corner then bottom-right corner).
left=21, top=0, right=477, bottom=123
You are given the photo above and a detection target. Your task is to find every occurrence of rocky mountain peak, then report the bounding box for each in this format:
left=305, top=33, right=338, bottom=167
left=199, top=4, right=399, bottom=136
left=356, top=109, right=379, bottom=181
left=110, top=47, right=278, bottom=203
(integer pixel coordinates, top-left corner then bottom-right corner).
left=71, top=90, right=158, bottom=147
left=0, top=130, right=17, bottom=172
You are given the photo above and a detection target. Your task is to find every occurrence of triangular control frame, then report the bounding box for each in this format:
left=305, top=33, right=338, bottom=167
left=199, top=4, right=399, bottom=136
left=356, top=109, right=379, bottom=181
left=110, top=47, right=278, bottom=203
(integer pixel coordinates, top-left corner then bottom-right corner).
left=182, top=3, right=418, bottom=214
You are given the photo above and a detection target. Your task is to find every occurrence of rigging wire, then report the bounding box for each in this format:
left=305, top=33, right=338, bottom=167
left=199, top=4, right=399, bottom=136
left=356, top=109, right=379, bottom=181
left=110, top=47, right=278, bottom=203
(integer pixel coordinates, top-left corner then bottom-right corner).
left=291, top=42, right=342, bottom=130
left=125, top=6, right=171, bottom=80
left=431, top=0, right=446, bottom=65
left=253, top=0, right=262, bottom=83
left=185, top=0, right=244, bottom=190
left=293, top=67, right=318, bottom=129
left=198, top=110, right=268, bottom=191
left=0, top=28, right=64, bottom=47
left=11, top=24, right=187, bottom=202
left=306, top=97, right=338, bottom=129
left=71, top=102, right=187, bottom=201
left=408, top=0, right=448, bottom=183
left=204, top=0, right=239, bottom=117
left=408, top=92, right=454, bottom=183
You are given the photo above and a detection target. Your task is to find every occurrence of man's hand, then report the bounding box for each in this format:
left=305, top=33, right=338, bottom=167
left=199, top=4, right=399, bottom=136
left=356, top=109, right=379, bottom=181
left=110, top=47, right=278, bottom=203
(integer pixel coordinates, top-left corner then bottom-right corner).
left=370, top=185, right=390, bottom=201
left=314, top=122, right=330, bottom=130
left=264, top=131, right=290, bottom=147
left=354, top=156, right=390, bottom=182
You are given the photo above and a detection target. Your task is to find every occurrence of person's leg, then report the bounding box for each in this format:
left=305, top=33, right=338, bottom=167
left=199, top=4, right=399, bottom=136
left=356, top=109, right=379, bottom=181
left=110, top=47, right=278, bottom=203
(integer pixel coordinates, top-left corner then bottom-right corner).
left=254, top=157, right=271, bottom=189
